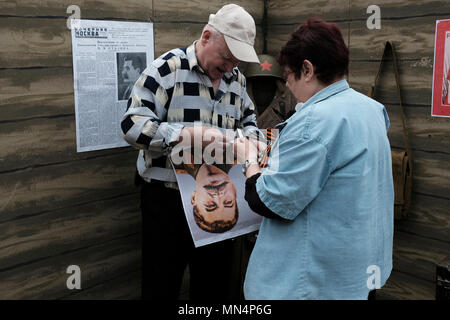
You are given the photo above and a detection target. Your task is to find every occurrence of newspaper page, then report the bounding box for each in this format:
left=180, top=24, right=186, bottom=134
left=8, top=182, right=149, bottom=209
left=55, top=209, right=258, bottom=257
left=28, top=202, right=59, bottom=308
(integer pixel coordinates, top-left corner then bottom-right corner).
left=71, top=19, right=154, bottom=152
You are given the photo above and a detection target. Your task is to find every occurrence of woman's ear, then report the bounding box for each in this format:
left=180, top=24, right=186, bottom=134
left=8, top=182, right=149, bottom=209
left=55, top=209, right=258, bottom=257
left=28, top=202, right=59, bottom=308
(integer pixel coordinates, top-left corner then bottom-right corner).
left=302, top=60, right=314, bottom=81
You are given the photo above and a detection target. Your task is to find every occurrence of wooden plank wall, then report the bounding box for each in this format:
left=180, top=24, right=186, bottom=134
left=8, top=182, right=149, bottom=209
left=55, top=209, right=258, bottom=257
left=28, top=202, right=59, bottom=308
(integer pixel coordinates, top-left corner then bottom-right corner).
left=266, top=0, right=450, bottom=300
left=0, top=0, right=263, bottom=299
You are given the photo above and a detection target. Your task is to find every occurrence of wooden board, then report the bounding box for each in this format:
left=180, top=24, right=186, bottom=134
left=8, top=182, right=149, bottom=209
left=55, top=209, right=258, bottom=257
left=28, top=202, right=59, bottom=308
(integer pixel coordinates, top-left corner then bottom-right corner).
left=396, top=193, right=450, bottom=244
left=392, top=230, right=450, bottom=283
left=0, top=152, right=138, bottom=223
left=0, top=234, right=141, bottom=299
left=0, top=115, right=135, bottom=173
left=348, top=59, right=433, bottom=106
left=64, top=269, right=141, bottom=299
left=385, top=105, right=450, bottom=154
left=0, top=0, right=153, bottom=20
left=376, top=270, right=435, bottom=300
left=0, top=193, right=140, bottom=271
left=153, top=0, right=263, bottom=24
left=266, top=22, right=350, bottom=56
left=0, top=18, right=72, bottom=68
left=349, top=0, right=450, bottom=20
left=267, top=0, right=350, bottom=24
left=348, top=16, right=439, bottom=61
left=410, top=150, right=450, bottom=200
left=0, top=67, right=74, bottom=121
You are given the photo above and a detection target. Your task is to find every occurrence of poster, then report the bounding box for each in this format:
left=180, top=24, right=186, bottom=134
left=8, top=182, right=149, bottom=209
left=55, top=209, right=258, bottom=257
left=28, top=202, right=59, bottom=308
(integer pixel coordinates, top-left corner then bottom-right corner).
left=432, top=19, right=450, bottom=117
left=173, top=162, right=262, bottom=247
left=71, top=19, right=154, bottom=152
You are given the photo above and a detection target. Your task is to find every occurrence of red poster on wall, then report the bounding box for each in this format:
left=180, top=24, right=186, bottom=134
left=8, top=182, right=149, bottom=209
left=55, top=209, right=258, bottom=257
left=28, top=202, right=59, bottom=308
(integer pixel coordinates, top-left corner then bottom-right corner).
left=432, top=19, right=450, bottom=117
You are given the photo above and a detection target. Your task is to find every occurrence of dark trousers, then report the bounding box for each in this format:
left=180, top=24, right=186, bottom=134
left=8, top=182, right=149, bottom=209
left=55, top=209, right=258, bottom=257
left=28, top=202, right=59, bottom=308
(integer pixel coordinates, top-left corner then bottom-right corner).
left=141, top=181, right=235, bottom=300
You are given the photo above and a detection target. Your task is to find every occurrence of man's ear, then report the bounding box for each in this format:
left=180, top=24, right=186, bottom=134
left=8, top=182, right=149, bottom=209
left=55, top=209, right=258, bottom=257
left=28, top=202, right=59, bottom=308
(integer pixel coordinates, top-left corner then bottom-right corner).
left=200, top=29, right=212, bottom=45
left=191, top=191, right=196, bottom=205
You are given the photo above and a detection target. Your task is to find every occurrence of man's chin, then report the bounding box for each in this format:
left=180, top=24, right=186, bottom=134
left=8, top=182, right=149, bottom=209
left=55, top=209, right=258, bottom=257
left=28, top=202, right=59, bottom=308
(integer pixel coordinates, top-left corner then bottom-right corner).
left=208, top=70, right=224, bottom=81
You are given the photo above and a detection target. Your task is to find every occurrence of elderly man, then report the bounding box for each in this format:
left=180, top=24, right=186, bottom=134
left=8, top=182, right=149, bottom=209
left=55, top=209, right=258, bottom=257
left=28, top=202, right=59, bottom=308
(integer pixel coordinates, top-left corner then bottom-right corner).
left=121, top=4, right=260, bottom=300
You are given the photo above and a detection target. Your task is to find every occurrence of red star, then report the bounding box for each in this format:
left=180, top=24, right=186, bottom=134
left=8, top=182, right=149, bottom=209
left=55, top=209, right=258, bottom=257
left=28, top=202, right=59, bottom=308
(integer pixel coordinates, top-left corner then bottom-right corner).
left=260, top=60, right=272, bottom=72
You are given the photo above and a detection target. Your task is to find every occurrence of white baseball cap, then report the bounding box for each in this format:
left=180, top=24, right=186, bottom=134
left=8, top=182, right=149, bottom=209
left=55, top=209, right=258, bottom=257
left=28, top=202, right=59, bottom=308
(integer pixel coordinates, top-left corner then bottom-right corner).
left=208, top=4, right=260, bottom=63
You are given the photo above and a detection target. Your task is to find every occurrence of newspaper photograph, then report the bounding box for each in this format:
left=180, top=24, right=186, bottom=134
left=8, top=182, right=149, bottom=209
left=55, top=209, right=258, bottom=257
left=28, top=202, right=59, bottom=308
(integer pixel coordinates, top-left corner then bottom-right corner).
left=71, top=19, right=154, bottom=152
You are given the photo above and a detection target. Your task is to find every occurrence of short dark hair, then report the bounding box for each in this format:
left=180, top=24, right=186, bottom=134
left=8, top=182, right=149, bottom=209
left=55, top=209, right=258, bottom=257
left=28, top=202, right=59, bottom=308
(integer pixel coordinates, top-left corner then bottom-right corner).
left=124, top=54, right=144, bottom=72
left=277, top=17, right=349, bottom=84
left=193, top=205, right=239, bottom=233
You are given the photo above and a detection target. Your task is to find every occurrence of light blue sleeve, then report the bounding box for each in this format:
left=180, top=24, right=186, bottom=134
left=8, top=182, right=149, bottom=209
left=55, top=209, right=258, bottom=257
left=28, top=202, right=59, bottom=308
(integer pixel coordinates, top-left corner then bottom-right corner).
left=256, top=136, right=331, bottom=220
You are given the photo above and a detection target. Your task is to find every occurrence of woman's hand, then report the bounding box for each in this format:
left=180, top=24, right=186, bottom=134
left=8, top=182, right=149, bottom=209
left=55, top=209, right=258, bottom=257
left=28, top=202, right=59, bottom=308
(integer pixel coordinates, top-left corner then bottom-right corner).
left=234, top=137, right=259, bottom=164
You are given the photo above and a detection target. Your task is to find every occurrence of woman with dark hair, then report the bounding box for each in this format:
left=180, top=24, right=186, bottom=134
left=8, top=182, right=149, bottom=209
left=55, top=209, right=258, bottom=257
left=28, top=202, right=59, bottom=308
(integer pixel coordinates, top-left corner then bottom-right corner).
left=234, top=18, right=394, bottom=299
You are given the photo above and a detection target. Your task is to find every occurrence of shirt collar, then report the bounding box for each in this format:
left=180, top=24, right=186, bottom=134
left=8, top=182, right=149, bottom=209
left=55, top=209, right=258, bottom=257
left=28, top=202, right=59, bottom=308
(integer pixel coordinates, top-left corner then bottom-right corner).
left=303, top=79, right=350, bottom=108
left=186, top=41, right=203, bottom=73
left=186, top=41, right=237, bottom=80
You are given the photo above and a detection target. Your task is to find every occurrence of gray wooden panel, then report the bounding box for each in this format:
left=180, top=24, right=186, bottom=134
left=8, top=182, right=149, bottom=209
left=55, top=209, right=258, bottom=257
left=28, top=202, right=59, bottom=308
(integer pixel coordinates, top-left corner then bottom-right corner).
left=396, top=193, right=450, bottom=244
left=267, top=0, right=349, bottom=25
left=392, top=230, right=450, bottom=283
left=0, top=67, right=74, bottom=122
left=0, top=193, right=140, bottom=271
left=348, top=59, right=433, bottom=106
left=411, top=150, right=450, bottom=200
left=349, top=0, right=450, bottom=20
left=153, top=0, right=263, bottom=24
left=384, top=105, right=450, bottom=154
left=0, top=0, right=153, bottom=19
left=0, top=234, right=140, bottom=299
left=266, top=22, right=350, bottom=56
left=0, top=152, right=138, bottom=223
left=0, top=114, right=135, bottom=173
left=376, top=270, right=435, bottom=300
left=64, top=269, right=141, bottom=299
left=349, top=17, right=438, bottom=61
left=0, top=18, right=72, bottom=68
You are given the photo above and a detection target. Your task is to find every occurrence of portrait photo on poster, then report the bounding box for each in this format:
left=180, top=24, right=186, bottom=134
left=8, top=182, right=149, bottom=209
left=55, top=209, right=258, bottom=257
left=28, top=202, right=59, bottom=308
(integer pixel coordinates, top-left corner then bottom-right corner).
left=432, top=19, right=450, bottom=117
left=116, top=52, right=146, bottom=101
left=172, top=162, right=262, bottom=247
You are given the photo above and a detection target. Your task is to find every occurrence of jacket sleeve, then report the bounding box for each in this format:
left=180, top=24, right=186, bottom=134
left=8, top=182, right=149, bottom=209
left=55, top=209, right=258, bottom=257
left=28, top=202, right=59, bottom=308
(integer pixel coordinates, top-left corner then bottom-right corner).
left=245, top=173, right=288, bottom=221
left=120, top=61, right=184, bottom=153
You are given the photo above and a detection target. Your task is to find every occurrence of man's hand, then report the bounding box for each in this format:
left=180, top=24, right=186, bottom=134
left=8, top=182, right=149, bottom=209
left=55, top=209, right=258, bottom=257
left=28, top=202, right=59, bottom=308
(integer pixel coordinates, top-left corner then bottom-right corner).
left=175, top=126, right=230, bottom=148
left=171, top=126, right=232, bottom=165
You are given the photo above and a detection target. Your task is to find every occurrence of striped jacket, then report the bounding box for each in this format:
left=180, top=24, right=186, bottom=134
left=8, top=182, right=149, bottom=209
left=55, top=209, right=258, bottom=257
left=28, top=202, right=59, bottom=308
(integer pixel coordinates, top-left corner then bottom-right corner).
left=120, top=41, right=260, bottom=185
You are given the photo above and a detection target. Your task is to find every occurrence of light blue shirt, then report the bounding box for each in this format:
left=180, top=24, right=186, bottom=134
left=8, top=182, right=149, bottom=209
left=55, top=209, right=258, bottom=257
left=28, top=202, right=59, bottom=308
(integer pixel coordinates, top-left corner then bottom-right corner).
left=244, top=80, right=394, bottom=300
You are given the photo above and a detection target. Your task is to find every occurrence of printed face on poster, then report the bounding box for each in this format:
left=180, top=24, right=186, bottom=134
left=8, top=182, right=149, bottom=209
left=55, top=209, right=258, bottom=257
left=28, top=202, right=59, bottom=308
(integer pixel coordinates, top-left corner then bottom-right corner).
left=432, top=19, right=450, bottom=117
left=172, top=162, right=262, bottom=247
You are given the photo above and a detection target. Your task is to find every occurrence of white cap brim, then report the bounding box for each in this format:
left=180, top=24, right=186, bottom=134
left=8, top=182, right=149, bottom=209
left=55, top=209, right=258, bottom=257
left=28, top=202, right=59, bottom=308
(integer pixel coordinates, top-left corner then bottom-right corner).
left=223, top=35, right=260, bottom=64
